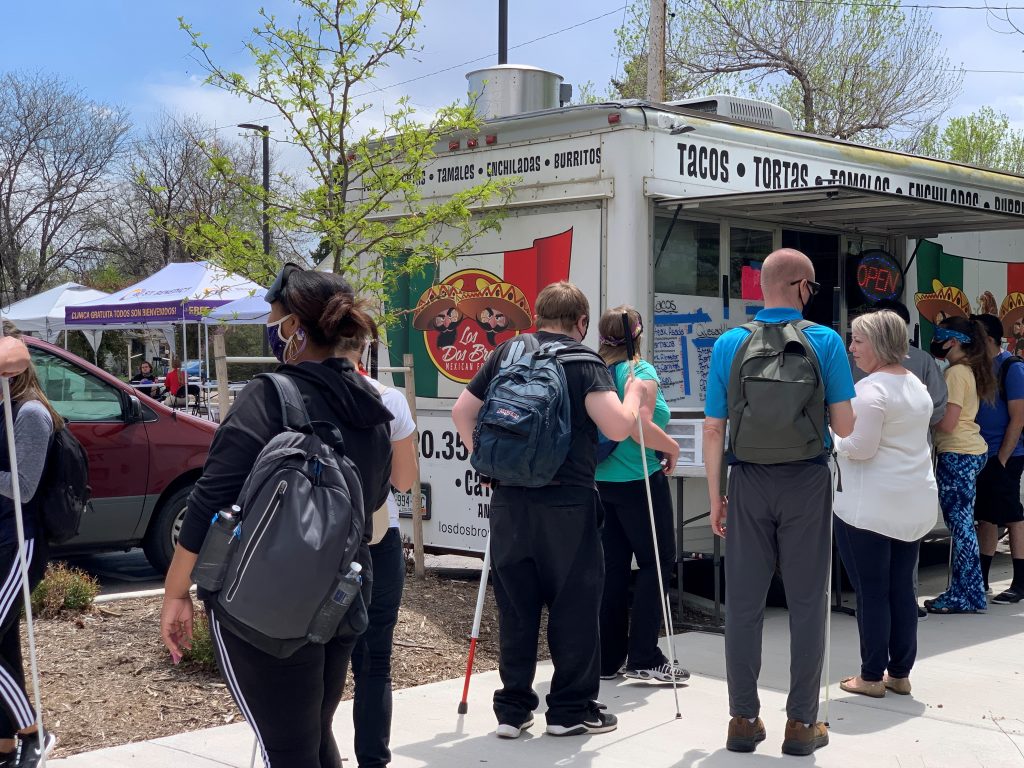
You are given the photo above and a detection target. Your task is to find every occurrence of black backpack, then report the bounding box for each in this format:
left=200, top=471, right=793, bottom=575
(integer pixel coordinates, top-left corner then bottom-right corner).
left=471, top=335, right=604, bottom=487
left=999, top=356, right=1024, bottom=402
left=9, top=403, right=90, bottom=544
left=200, top=372, right=368, bottom=659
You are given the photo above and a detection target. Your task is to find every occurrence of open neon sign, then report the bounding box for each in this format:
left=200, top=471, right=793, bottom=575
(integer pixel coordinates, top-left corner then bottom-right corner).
left=856, top=250, right=903, bottom=302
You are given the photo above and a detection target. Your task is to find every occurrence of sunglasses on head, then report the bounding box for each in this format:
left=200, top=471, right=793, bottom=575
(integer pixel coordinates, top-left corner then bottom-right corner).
left=265, top=263, right=303, bottom=305
left=789, top=278, right=821, bottom=296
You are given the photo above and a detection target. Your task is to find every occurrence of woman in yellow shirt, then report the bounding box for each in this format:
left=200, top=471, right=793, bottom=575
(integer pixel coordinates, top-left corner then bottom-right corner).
left=926, top=316, right=996, bottom=614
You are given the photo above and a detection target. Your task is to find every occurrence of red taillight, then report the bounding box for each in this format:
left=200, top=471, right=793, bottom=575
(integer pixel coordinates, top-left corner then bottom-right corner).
left=467, top=137, right=479, bottom=149
left=485, top=135, right=497, bottom=145
left=608, top=113, right=621, bottom=125
left=449, top=139, right=460, bottom=151
left=345, top=153, right=356, bottom=162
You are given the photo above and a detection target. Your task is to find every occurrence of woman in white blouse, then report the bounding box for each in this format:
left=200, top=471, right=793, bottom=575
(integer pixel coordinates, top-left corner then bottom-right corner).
left=833, top=310, right=938, bottom=698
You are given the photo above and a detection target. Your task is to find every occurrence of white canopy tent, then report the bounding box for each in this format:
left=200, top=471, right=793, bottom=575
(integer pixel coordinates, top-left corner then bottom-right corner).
left=0, top=283, right=108, bottom=356
left=200, top=289, right=269, bottom=326
left=65, top=262, right=265, bottom=378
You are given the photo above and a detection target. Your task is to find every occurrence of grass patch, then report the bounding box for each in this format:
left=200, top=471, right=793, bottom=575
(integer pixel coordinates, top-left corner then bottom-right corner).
left=181, top=608, right=218, bottom=674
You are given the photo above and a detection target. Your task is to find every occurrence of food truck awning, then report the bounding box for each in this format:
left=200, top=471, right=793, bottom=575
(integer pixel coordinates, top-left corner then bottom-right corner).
left=655, top=185, right=1024, bottom=237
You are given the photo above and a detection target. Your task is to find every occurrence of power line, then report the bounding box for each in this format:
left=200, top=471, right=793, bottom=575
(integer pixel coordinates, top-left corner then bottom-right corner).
left=769, top=0, right=1024, bottom=8
left=354, top=5, right=629, bottom=97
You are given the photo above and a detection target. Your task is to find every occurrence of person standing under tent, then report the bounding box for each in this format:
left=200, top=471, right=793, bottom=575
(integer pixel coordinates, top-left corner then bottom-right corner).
left=338, top=336, right=419, bottom=768
left=703, top=249, right=855, bottom=757
left=969, top=314, right=1024, bottom=605
left=925, top=316, right=995, bottom=614
left=594, top=305, right=687, bottom=685
left=0, top=322, right=56, bottom=767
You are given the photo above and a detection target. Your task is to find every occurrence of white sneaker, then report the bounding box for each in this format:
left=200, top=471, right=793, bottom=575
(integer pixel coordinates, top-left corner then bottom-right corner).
left=624, top=661, right=691, bottom=683
left=496, top=716, right=533, bottom=739
left=546, top=711, right=618, bottom=736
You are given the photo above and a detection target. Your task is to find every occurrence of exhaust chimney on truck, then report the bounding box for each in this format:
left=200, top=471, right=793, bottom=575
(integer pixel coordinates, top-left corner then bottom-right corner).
left=467, top=65, right=570, bottom=120
left=666, top=94, right=795, bottom=131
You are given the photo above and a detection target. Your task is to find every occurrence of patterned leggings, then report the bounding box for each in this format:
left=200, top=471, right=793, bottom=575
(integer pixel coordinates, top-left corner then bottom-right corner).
left=933, top=452, right=988, bottom=612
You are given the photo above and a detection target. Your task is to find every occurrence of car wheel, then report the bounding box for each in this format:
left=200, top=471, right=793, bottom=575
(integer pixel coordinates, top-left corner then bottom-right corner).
left=143, top=485, right=192, bottom=574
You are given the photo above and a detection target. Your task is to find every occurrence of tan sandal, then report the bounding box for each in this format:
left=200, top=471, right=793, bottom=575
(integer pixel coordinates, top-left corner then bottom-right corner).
left=839, top=676, right=885, bottom=698
left=883, top=674, right=912, bottom=695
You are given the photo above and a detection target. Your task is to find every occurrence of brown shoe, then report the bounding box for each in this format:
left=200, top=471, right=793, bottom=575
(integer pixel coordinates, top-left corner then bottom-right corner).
left=781, top=720, right=829, bottom=756
left=726, top=716, right=766, bottom=753
left=839, top=675, right=885, bottom=698
left=883, top=674, right=912, bottom=695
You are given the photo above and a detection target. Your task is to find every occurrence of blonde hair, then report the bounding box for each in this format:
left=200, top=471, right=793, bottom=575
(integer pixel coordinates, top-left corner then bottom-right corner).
left=1, top=322, right=64, bottom=432
left=851, top=310, right=908, bottom=368
left=597, top=305, right=643, bottom=365
left=535, top=281, right=589, bottom=332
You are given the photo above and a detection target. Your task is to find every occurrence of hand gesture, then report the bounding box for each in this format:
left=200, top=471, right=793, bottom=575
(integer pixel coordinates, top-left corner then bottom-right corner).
left=160, top=596, right=194, bottom=664
left=662, top=440, right=680, bottom=475
left=711, top=495, right=728, bottom=538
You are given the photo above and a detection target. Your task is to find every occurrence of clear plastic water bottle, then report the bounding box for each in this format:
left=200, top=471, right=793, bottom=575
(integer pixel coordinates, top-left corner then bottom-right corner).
left=307, top=562, right=363, bottom=644
left=191, top=506, right=241, bottom=591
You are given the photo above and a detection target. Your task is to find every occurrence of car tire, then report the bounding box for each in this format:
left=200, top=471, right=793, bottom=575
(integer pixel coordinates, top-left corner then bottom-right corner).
left=143, top=485, right=192, bottom=574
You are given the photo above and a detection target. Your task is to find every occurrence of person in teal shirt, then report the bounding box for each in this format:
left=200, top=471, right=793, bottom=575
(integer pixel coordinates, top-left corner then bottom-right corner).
left=595, top=306, right=686, bottom=684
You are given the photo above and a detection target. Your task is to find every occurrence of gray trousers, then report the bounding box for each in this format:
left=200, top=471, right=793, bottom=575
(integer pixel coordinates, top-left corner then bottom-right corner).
left=725, top=461, right=832, bottom=724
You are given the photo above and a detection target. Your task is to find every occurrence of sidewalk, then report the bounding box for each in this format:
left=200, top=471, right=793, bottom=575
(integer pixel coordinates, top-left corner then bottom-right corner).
left=52, top=563, right=1024, bottom=768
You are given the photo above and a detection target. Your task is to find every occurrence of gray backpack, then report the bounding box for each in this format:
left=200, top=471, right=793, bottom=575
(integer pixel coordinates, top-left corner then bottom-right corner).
left=727, top=320, right=825, bottom=464
left=207, top=373, right=368, bottom=658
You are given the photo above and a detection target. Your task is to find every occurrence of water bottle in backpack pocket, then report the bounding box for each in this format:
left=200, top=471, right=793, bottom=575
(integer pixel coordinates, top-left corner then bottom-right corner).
left=192, top=507, right=241, bottom=592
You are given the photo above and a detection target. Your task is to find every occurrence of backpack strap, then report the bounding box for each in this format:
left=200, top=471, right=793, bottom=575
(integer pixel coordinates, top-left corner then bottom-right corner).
left=257, top=372, right=313, bottom=432
left=998, top=355, right=1024, bottom=402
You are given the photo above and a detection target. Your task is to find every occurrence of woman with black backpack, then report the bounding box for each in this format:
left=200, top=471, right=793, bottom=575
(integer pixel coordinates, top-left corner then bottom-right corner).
left=0, top=322, right=57, bottom=767
left=160, top=266, right=392, bottom=768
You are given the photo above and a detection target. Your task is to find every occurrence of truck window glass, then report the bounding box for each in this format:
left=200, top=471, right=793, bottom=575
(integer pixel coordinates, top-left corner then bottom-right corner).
left=28, top=349, right=123, bottom=422
left=729, top=227, right=773, bottom=299
left=653, top=218, right=719, bottom=297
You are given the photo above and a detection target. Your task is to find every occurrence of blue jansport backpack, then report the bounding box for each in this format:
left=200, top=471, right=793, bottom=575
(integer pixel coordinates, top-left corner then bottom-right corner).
left=200, top=372, right=368, bottom=659
left=471, top=335, right=604, bottom=487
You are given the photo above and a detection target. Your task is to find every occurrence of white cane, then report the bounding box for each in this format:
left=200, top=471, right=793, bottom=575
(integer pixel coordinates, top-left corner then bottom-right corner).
left=622, top=312, right=682, bottom=720
left=823, top=509, right=835, bottom=728
left=250, top=736, right=258, bottom=768
left=459, top=535, right=492, bottom=714
left=0, top=349, right=49, bottom=765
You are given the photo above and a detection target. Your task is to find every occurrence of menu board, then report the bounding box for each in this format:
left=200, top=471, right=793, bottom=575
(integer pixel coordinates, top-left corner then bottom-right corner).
left=652, top=293, right=726, bottom=410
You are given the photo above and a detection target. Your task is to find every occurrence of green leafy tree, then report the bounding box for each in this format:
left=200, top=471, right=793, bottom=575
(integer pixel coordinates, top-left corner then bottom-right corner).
left=179, top=0, right=514, bottom=305
left=917, top=107, right=1024, bottom=174
left=614, top=0, right=962, bottom=142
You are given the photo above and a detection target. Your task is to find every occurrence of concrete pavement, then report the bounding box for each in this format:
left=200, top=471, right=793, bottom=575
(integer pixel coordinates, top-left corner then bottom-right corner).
left=50, top=561, right=1024, bottom=767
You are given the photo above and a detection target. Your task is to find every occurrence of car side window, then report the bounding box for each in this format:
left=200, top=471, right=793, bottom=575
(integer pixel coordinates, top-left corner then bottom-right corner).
left=28, top=349, right=124, bottom=422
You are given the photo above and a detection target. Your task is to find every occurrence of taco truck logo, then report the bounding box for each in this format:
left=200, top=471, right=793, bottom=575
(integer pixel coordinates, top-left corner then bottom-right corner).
left=413, top=270, right=533, bottom=383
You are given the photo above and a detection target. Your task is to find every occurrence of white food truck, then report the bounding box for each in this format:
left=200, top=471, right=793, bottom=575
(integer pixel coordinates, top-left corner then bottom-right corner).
left=374, top=65, right=1024, bottom=556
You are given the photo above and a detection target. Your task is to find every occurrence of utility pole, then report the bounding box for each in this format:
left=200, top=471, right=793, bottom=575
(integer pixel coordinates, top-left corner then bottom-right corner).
left=647, top=0, right=667, bottom=102
left=498, top=0, right=508, bottom=64
left=238, top=124, right=271, bottom=258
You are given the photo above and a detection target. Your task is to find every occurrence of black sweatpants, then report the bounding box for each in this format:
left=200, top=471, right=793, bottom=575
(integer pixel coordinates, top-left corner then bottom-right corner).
left=489, top=485, right=604, bottom=728
left=0, top=538, right=48, bottom=739
left=598, top=473, right=676, bottom=674
left=209, top=610, right=357, bottom=768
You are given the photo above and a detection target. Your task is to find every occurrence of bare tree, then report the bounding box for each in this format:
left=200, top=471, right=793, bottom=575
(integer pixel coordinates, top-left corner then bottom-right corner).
left=0, top=72, right=129, bottom=304
left=614, top=0, right=963, bottom=142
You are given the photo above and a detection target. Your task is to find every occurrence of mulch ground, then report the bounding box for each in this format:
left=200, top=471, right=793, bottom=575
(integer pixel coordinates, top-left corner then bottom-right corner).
left=28, top=568, right=529, bottom=758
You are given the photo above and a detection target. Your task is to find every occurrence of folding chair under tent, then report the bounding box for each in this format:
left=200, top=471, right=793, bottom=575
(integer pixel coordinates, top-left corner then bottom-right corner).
left=0, top=282, right=108, bottom=360
left=64, top=262, right=265, bottom=387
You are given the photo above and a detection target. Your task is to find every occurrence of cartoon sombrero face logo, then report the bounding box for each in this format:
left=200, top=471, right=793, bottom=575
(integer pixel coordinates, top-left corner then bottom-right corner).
left=412, top=270, right=533, bottom=383
left=914, top=279, right=971, bottom=325
left=999, top=292, right=1024, bottom=341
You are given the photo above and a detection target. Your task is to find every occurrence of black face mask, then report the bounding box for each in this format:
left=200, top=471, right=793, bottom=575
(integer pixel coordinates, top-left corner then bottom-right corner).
left=930, top=339, right=950, bottom=359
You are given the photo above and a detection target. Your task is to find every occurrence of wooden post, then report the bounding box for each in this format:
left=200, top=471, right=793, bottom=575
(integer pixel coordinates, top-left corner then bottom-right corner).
left=647, top=0, right=666, bottom=102
left=403, top=353, right=425, bottom=580
left=213, top=328, right=230, bottom=422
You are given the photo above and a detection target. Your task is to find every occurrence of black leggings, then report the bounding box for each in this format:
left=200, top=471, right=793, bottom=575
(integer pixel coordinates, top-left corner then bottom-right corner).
left=0, top=538, right=48, bottom=739
left=209, top=610, right=356, bottom=768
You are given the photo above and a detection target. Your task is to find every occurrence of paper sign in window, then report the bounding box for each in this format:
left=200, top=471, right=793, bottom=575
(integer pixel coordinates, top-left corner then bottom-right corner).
left=741, top=265, right=763, bottom=300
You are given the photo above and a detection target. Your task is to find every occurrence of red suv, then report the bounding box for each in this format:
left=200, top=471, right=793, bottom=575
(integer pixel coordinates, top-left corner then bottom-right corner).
left=24, top=337, right=216, bottom=572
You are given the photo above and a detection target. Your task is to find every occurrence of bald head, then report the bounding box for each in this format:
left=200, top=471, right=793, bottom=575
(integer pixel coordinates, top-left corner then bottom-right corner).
left=760, top=248, right=815, bottom=308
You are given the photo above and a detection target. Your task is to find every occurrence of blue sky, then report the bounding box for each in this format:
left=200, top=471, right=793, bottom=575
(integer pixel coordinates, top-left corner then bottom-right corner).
left=0, top=2, right=1021, bottom=146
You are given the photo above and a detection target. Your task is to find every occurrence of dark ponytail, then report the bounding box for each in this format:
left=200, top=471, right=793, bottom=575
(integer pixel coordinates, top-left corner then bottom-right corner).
left=941, top=315, right=996, bottom=403
left=280, top=270, right=377, bottom=351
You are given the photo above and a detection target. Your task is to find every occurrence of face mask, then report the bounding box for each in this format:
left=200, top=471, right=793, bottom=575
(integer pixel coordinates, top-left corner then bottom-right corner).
left=266, top=314, right=303, bottom=362
left=929, top=339, right=950, bottom=360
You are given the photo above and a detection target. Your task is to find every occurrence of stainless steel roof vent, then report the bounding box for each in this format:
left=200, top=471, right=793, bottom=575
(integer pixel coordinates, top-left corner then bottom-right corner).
left=467, top=65, right=566, bottom=119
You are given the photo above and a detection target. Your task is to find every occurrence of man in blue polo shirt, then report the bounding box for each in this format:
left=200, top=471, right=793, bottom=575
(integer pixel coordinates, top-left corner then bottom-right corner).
left=703, top=248, right=855, bottom=757
left=972, top=314, right=1024, bottom=604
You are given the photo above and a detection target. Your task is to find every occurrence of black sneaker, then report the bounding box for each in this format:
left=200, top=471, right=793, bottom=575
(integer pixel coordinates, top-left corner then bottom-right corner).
left=16, top=731, right=55, bottom=768
left=546, top=711, right=618, bottom=737
left=992, top=587, right=1024, bottom=605
left=495, top=715, right=534, bottom=739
